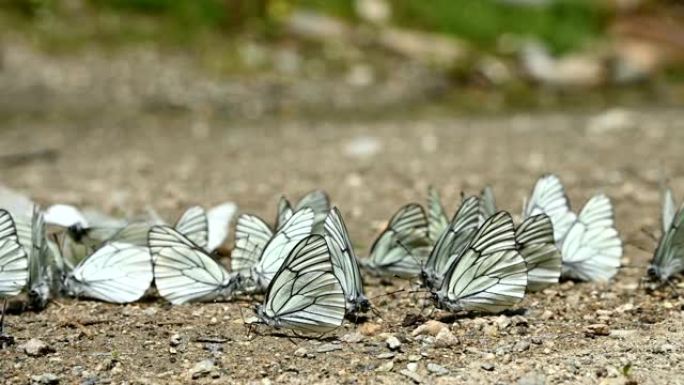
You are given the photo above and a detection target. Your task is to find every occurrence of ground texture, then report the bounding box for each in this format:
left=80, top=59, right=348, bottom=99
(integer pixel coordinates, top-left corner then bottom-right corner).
left=1, top=107, right=684, bottom=384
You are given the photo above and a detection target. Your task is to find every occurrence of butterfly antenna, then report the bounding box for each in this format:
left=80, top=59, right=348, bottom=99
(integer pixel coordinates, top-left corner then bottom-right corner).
left=370, top=288, right=406, bottom=300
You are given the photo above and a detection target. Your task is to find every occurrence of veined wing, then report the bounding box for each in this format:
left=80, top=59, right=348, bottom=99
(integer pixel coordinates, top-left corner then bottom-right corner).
left=427, top=186, right=449, bottom=243
left=149, top=226, right=239, bottom=304
left=254, top=208, right=315, bottom=290
left=436, top=211, right=527, bottom=313
left=515, top=214, right=561, bottom=291
left=231, top=214, right=273, bottom=276
left=523, top=174, right=577, bottom=243
left=206, top=202, right=237, bottom=251
left=662, top=187, right=676, bottom=234
left=174, top=206, right=209, bottom=249
left=479, top=186, right=497, bottom=225
left=258, top=235, right=345, bottom=334
left=650, top=206, right=684, bottom=282
left=64, top=242, right=152, bottom=303
left=0, top=209, right=29, bottom=297
left=561, top=194, right=622, bottom=282
left=276, top=197, right=294, bottom=231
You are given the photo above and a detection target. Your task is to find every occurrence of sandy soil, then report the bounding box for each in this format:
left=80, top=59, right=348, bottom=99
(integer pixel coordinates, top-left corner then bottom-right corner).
left=1, top=107, right=684, bottom=384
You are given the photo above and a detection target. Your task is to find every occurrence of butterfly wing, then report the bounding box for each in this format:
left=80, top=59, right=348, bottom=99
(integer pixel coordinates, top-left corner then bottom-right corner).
left=650, top=204, right=684, bottom=282
left=65, top=242, right=152, bottom=303
left=276, top=196, right=294, bottom=230
left=149, top=226, right=237, bottom=304
left=0, top=209, right=29, bottom=297
left=437, top=212, right=527, bottom=313
left=560, top=194, right=622, bottom=282
left=427, top=186, right=449, bottom=244
left=515, top=214, right=561, bottom=291
left=423, top=196, right=481, bottom=289
left=174, top=206, right=209, bottom=249
left=259, top=234, right=345, bottom=334
left=254, top=208, right=315, bottom=289
left=231, top=214, right=274, bottom=276
left=662, top=187, right=676, bottom=234
left=523, top=174, right=577, bottom=243
left=206, top=202, right=237, bottom=251
left=479, top=186, right=497, bottom=225
left=323, top=208, right=367, bottom=312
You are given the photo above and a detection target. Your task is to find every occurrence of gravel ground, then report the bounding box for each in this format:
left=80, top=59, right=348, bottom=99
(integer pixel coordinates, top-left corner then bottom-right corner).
left=1, top=107, right=684, bottom=384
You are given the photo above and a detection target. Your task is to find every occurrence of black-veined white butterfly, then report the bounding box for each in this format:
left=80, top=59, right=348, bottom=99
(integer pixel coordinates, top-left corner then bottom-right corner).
left=647, top=187, right=684, bottom=283
left=427, top=186, right=450, bottom=244
left=524, top=174, right=622, bottom=282
left=171, top=203, right=237, bottom=252
left=362, top=204, right=431, bottom=278
left=149, top=225, right=242, bottom=304
left=422, top=196, right=481, bottom=290
left=59, top=241, right=153, bottom=303
left=323, top=207, right=370, bottom=316
left=254, top=234, right=345, bottom=334
left=276, top=190, right=330, bottom=233
left=231, top=208, right=315, bottom=291
left=433, top=211, right=528, bottom=313
left=0, top=209, right=29, bottom=300
left=15, top=206, right=54, bottom=309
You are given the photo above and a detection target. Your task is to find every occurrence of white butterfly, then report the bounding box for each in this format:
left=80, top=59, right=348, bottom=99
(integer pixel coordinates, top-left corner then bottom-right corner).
left=231, top=208, right=315, bottom=291
left=0, top=209, right=29, bottom=299
left=254, top=234, right=345, bottom=334
left=647, top=187, right=684, bottom=283
left=524, top=174, right=622, bottom=282
left=149, top=225, right=242, bottom=304
left=427, top=186, right=450, bottom=244
left=434, top=211, right=528, bottom=313
left=422, top=196, right=481, bottom=290
left=15, top=206, right=54, bottom=309
left=276, top=190, right=330, bottom=233
left=60, top=241, right=153, bottom=303
left=172, top=203, right=237, bottom=252
left=362, top=204, right=431, bottom=278
left=323, top=208, right=370, bottom=316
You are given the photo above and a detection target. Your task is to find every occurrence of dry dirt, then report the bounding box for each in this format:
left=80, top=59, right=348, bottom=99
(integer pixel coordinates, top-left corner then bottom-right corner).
left=1, top=107, right=684, bottom=384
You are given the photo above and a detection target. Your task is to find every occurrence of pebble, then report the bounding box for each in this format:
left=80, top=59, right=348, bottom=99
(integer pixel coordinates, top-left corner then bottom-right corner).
left=377, top=352, right=395, bottom=359
left=21, top=339, right=53, bottom=357
left=654, top=343, right=675, bottom=354
left=434, top=329, right=459, bottom=348
left=30, top=373, right=60, bottom=385
left=609, top=329, right=637, bottom=339
left=427, top=363, right=449, bottom=376
left=376, top=361, right=394, bottom=372
left=169, top=334, right=182, bottom=347
left=294, top=347, right=308, bottom=357
left=517, top=371, right=545, bottom=385
left=412, top=320, right=448, bottom=337
left=483, top=324, right=499, bottom=337
left=400, top=369, right=423, bottom=384
left=359, top=322, right=382, bottom=336
left=481, top=362, right=495, bottom=371
left=514, top=340, right=531, bottom=352
left=340, top=332, right=364, bottom=343
left=386, top=335, right=402, bottom=351
left=190, top=359, right=215, bottom=380
left=142, top=307, right=158, bottom=316
left=408, top=354, right=421, bottom=362
left=495, top=315, right=512, bottom=329
left=585, top=324, right=611, bottom=337
left=406, top=362, right=418, bottom=372
left=316, top=343, right=342, bottom=353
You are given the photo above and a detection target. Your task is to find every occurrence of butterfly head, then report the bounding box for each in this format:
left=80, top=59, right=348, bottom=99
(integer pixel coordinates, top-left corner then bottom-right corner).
left=352, top=295, right=372, bottom=314
left=67, top=224, right=88, bottom=243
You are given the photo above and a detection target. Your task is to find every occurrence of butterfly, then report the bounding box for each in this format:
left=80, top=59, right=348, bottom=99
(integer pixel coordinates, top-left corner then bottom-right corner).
left=15, top=206, right=54, bottom=310
left=231, top=208, right=315, bottom=291
left=361, top=204, right=431, bottom=278
left=323, top=207, right=370, bottom=316
left=472, top=186, right=561, bottom=291
left=58, top=241, right=153, bottom=303
left=0, top=209, right=29, bottom=300
left=153, top=203, right=237, bottom=253
left=433, top=211, right=528, bottom=313
left=647, top=187, right=684, bottom=283
left=149, top=225, right=243, bottom=304
left=422, top=195, right=481, bottom=290
left=276, top=190, right=330, bottom=233
left=524, top=174, right=622, bottom=282
left=254, top=234, right=345, bottom=335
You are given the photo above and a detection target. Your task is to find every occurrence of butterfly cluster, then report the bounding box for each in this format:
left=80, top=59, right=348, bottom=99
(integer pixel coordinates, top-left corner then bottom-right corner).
left=1, top=174, right=681, bottom=338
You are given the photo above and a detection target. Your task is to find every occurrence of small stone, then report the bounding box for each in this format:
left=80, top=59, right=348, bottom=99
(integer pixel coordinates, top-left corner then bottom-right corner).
left=609, top=329, right=637, bottom=339
left=408, top=354, right=421, bottom=362
left=531, top=337, right=543, bottom=345
left=400, top=369, right=423, bottom=384
left=517, top=371, right=545, bottom=385
left=359, top=322, right=382, bottom=336
left=540, top=310, right=554, bottom=320
left=294, top=347, right=308, bottom=357
left=514, top=340, right=531, bottom=352
left=585, top=324, right=610, bottom=337
left=406, top=362, right=418, bottom=372
left=190, top=359, right=215, bottom=380
left=169, top=334, right=182, bottom=347
left=386, top=335, right=402, bottom=351
left=481, top=362, right=495, bottom=371
left=511, top=316, right=529, bottom=327
left=654, top=343, right=675, bottom=354
left=340, top=332, right=364, bottom=343
left=483, top=324, right=499, bottom=337
left=30, top=373, right=60, bottom=385
left=21, top=339, right=54, bottom=357
left=142, top=307, right=158, bottom=316
left=434, top=329, right=459, bottom=348
left=412, top=320, right=448, bottom=337
left=376, top=361, right=394, bottom=372
left=377, top=352, right=395, bottom=359
left=495, top=315, right=512, bottom=329
left=427, top=363, right=449, bottom=376
left=316, top=343, right=342, bottom=353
